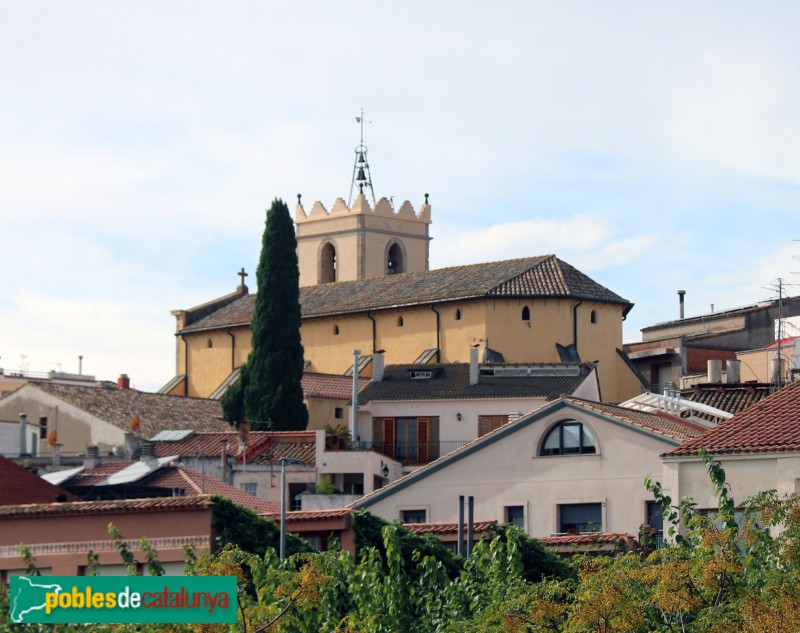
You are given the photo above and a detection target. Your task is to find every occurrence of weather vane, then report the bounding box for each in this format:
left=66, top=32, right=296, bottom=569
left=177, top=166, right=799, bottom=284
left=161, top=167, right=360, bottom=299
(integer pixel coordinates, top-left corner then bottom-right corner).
left=349, top=107, right=376, bottom=206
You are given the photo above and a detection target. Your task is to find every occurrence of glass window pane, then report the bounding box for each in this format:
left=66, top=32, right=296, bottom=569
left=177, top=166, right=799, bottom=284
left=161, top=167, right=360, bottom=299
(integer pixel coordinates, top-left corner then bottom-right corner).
left=581, top=425, right=596, bottom=454
left=543, top=428, right=561, bottom=455
left=560, top=503, right=602, bottom=534
left=562, top=424, right=581, bottom=454
left=506, top=506, right=525, bottom=528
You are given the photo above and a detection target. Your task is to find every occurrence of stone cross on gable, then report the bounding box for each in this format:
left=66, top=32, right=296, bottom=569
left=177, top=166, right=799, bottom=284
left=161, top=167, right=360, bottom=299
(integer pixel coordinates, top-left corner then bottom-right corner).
left=237, top=267, right=249, bottom=292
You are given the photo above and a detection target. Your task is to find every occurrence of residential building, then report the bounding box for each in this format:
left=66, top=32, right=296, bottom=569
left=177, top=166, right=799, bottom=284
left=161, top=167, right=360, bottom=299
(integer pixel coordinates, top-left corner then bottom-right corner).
left=0, top=382, right=230, bottom=458
left=351, top=396, right=704, bottom=542
left=661, top=378, right=800, bottom=513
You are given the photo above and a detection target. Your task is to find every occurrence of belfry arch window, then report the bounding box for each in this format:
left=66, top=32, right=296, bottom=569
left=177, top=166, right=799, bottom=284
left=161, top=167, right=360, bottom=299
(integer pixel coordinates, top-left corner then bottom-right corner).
left=541, top=421, right=597, bottom=456
left=320, top=242, right=337, bottom=284
left=387, top=242, right=405, bottom=275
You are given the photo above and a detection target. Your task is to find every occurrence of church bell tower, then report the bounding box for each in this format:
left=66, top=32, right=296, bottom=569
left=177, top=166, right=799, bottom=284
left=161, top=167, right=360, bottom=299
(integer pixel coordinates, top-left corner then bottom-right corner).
left=294, top=113, right=432, bottom=287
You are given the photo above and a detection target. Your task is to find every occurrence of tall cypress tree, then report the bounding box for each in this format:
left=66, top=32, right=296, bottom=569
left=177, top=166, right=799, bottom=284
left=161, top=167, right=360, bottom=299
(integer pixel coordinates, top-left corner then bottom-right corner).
left=222, top=198, right=308, bottom=430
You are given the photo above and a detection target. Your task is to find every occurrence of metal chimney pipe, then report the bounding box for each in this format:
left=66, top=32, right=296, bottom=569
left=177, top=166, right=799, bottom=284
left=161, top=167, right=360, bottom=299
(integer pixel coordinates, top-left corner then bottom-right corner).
left=352, top=349, right=361, bottom=443
left=19, top=413, right=27, bottom=456
left=726, top=360, right=741, bottom=384
left=469, top=347, right=479, bottom=386
left=708, top=359, right=722, bottom=383
left=678, top=290, right=686, bottom=319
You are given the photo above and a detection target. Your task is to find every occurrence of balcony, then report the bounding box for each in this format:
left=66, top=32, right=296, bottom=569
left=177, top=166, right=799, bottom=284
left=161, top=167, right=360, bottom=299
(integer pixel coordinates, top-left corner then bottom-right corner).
left=348, top=441, right=468, bottom=466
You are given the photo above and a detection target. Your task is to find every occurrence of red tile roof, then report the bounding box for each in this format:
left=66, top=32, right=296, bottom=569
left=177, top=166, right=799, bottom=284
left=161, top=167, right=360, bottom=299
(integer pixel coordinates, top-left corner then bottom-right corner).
left=539, top=532, right=635, bottom=546
left=249, top=433, right=317, bottom=466
left=28, top=383, right=232, bottom=439
left=261, top=508, right=351, bottom=522
left=179, top=256, right=632, bottom=332
left=302, top=372, right=367, bottom=400
left=681, top=383, right=772, bottom=421
left=0, top=456, right=75, bottom=505
left=57, top=460, right=278, bottom=514
left=666, top=380, right=800, bottom=456
left=144, top=464, right=278, bottom=514
left=0, top=496, right=214, bottom=519
left=403, top=521, right=496, bottom=535
left=567, top=397, right=706, bottom=442
left=152, top=430, right=274, bottom=461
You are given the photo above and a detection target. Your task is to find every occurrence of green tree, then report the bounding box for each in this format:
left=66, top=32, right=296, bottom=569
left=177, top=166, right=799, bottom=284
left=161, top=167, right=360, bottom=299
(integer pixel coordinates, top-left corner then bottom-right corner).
left=223, top=198, right=308, bottom=431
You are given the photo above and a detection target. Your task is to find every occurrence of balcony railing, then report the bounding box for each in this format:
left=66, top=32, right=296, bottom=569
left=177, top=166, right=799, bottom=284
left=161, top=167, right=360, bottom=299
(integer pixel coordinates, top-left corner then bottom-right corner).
left=346, top=441, right=468, bottom=465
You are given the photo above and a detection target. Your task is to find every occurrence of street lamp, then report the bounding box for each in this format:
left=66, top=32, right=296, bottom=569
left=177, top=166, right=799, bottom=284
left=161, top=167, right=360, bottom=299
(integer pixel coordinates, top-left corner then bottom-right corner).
left=279, top=457, right=304, bottom=559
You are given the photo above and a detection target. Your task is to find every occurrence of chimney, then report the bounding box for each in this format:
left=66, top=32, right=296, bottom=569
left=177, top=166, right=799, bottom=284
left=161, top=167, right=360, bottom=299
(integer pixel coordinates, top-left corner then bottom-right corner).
left=726, top=360, right=741, bottom=384
left=220, top=441, right=229, bottom=484
left=117, top=374, right=130, bottom=390
left=139, top=441, right=154, bottom=462
left=52, top=443, right=62, bottom=468
left=708, top=359, right=722, bottom=383
left=372, top=351, right=385, bottom=382
left=19, top=413, right=28, bottom=457
left=678, top=290, right=686, bottom=319
left=469, top=347, right=479, bottom=386
left=84, top=445, right=100, bottom=469
left=770, top=358, right=782, bottom=384
left=123, top=432, right=139, bottom=459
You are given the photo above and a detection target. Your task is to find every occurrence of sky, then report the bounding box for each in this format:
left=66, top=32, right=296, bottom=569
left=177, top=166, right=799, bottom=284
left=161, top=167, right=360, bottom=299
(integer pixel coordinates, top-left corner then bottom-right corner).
left=1, top=2, right=799, bottom=392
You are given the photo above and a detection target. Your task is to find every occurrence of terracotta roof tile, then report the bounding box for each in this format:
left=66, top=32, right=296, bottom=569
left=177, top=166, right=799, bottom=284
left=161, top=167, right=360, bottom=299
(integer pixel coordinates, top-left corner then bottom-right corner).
left=539, top=532, right=635, bottom=546
left=58, top=460, right=278, bottom=514
left=403, top=521, right=496, bottom=535
left=681, top=383, right=772, bottom=421
left=666, top=380, right=800, bottom=457
left=261, top=508, right=351, bottom=521
left=180, top=256, right=632, bottom=332
left=566, top=397, right=706, bottom=442
left=249, top=438, right=316, bottom=466
left=0, top=496, right=214, bottom=519
left=29, top=383, right=232, bottom=439
left=302, top=372, right=368, bottom=400
left=359, top=363, right=593, bottom=403
left=152, top=430, right=275, bottom=461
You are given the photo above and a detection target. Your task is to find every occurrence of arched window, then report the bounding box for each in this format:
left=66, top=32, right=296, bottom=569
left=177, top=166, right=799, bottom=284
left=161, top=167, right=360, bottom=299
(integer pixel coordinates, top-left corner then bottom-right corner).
left=590, top=310, right=597, bottom=324
left=398, top=316, right=404, bottom=327
left=333, top=324, right=340, bottom=335
left=455, top=308, right=462, bottom=321
left=541, top=421, right=596, bottom=456
left=521, top=306, right=531, bottom=321
left=387, top=242, right=405, bottom=275
left=320, top=242, right=337, bottom=284
left=206, top=338, right=213, bottom=348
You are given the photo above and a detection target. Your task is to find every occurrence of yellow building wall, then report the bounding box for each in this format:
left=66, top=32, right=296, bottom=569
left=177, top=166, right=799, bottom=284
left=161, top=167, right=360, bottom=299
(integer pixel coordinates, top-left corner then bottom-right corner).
left=305, top=397, right=351, bottom=432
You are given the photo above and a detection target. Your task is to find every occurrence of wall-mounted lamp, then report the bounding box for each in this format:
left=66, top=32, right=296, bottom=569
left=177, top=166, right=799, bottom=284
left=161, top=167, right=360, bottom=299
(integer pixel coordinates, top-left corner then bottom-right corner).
left=380, top=460, right=390, bottom=478
left=456, top=412, right=462, bottom=421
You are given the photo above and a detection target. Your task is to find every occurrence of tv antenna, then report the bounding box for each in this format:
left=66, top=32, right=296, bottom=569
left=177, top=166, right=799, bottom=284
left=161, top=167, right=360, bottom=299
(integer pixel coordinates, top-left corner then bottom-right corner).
left=349, top=108, right=376, bottom=206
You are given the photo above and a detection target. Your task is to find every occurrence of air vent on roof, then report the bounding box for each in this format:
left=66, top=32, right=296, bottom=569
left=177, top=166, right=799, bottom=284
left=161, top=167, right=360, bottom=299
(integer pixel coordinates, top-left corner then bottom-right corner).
left=409, top=370, right=433, bottom=380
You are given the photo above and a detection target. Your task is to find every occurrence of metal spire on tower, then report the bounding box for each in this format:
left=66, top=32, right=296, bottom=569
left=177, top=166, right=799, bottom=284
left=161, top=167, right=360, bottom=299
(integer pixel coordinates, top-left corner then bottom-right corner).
left=349, top=108, right=376, bottom=206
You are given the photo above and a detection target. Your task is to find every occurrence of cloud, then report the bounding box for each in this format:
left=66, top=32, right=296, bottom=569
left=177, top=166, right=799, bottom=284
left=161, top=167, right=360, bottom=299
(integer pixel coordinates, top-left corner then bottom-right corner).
left=431, top=214, right=657, bottom=271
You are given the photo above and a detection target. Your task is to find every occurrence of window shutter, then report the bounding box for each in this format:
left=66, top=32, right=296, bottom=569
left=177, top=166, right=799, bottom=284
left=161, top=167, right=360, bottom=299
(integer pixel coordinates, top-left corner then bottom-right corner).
left=384, top=418, right=395, bottom=459
left=418, top=417, right=429, bottom=463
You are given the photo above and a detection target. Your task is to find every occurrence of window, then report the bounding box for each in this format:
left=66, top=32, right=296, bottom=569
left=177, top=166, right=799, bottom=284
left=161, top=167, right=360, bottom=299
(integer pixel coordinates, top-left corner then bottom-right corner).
left=372, top=417, right=440, bottom=464
left=559, top=503, right=601, bottom=534
left=397, top=316, right=404, bottom=327
left=645, top=501, right=664, bottom=549
left=590, top=310, right=597, bottom=324
left=505, top=505, right=525, bottom=529
left=387, top=242, right=405, bottom=275
left=334, top=407, right=344, bottom=419
left=333, top=324, right=340, bottom=335
left=541, top=421, right=596, bottom=456
left=320, top=242, right=337, bottom=284
left=478, top=415, right=507, bottom=437
left=455, top=308, right=462, bottom=321
left=207, top=338, right=213, bottom=348
left=401, top=509, right=426, bottom=524
left=521, top=306, right=530, bottom=321
left=241, top=483, right=257, bottom=496
left=39, top=417, right=48, bottom=440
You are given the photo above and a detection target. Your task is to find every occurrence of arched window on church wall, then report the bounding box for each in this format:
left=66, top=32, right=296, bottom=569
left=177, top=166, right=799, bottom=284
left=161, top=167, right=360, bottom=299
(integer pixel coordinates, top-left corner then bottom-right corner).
left=387, top=242, right=405, bottom=275
left=320, top=242, right=337, bottom=284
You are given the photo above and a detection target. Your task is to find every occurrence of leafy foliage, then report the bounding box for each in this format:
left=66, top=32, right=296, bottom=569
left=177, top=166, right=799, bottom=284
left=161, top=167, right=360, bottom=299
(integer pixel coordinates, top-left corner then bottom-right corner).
left=222, top=198, right=308, bottom=431
left=211, top=494, right=312, bottom=557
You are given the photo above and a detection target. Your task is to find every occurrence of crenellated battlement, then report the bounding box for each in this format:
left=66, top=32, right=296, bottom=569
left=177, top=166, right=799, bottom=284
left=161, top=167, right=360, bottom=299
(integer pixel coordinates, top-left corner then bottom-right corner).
left=295, top=192, right=431, bottom=224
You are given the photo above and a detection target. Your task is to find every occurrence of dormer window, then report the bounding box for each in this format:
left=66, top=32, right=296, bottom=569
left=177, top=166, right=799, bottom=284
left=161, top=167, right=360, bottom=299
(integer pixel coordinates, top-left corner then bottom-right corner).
left=409, top=370, right=433, bottom=380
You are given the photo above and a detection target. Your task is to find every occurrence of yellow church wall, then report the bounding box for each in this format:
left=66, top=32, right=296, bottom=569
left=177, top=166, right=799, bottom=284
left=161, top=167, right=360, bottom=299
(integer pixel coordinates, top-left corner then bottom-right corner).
left=372, top=307, right=439, bottom=363
left=302, top=315, right=374, bottom=375
left=438, top=303, right=488, bottom=362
